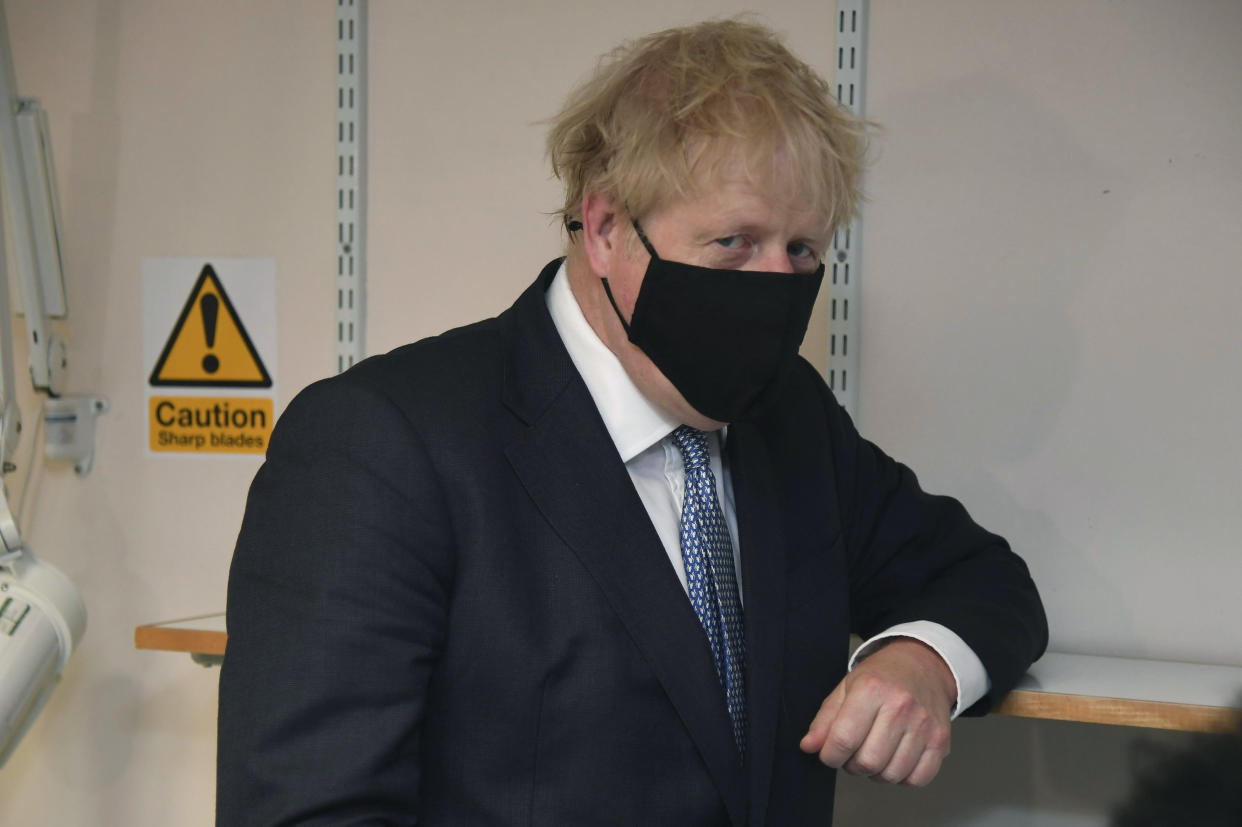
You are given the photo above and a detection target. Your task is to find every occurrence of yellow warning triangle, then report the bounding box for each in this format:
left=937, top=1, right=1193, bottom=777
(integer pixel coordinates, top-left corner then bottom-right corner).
left=149, top=264, right=272, bottom=387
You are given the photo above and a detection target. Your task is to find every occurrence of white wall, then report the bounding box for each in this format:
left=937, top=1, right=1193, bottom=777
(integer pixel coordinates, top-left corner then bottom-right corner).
left=0, top=1, right=1236, bottom=825
left=858, top=0, right=1242, bottom=668
left=840, top=1, right=1242, bottom=824
left=363, top=0, right=843, bottom=364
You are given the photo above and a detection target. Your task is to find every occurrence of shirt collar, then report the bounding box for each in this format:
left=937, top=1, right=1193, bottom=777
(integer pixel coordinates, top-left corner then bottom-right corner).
left=546, top=260, right=680, bottom=462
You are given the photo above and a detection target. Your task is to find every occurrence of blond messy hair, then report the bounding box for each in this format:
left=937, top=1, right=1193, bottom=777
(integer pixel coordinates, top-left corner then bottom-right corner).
left=547, top=18, right=870, bottom=239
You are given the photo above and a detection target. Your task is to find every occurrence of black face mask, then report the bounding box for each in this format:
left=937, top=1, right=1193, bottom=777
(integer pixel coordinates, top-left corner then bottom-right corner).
left=600, top=219, right=824, bottom=423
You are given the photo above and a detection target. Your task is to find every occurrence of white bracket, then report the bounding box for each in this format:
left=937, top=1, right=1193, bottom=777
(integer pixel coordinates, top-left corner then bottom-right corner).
left=44, top=396, right=107, bottom=476
left=829, top=1, right=868, bottom=417
left=336, top=0, right=367, bottom=375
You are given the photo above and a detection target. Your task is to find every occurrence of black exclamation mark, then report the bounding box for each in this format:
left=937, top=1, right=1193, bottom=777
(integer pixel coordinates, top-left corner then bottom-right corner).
left=200, top=293, right=220, bottom=374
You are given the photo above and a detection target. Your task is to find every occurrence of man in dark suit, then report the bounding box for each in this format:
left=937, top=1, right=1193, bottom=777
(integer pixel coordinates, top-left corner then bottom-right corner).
left=217, top=19, right=1046, bottom=826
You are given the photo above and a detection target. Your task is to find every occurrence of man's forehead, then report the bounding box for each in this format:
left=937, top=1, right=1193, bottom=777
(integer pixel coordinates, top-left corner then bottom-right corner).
left=662, top=173, right=831, bottom=239
left=675, top=143, right=832, bottom=231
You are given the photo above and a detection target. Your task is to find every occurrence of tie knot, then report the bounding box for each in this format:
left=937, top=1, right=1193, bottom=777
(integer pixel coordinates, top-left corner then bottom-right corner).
left=671, top=425, right=711, bottom=471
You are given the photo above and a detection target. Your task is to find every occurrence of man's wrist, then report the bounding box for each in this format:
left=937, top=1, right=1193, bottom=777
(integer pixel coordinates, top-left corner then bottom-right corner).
left=849, top=622, right=991, bottom=718
left=873, top=638, right=956, bottom=711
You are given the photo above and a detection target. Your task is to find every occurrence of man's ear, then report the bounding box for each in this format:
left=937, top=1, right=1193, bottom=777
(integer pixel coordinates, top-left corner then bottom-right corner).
left=580, top=190, right=622, bottom=278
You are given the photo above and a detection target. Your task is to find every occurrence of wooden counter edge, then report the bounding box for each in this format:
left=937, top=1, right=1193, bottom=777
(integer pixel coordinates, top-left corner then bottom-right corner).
left=996, top=688, right=1242, bottom=733
left=134, top=623, right=227, bottom=657
left=132, top=623, right=1241, bottom=735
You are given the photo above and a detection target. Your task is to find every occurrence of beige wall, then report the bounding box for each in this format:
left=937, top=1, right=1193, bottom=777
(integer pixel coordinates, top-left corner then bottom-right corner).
left=0, top=1, right=1238, bottom=825
left=1, top=1, right=330, bottom=823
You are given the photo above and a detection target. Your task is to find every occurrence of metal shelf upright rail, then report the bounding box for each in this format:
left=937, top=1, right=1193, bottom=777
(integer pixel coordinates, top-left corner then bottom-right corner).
left=336, top=0, right=366, bottom=374
left=829, top=1, right=867, bottom=416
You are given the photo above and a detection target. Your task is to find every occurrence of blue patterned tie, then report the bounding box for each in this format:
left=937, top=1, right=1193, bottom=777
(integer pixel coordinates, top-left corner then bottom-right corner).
left=670, top=425, right=747, bottom=758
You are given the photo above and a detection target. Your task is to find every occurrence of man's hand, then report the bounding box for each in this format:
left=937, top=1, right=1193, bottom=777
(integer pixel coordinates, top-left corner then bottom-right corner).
left=798, top=638, right=956, bottom=787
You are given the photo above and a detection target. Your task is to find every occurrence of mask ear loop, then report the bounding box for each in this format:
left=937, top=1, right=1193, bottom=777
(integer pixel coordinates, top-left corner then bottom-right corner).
left=565, top=208, right=655, bottom=255
left=565, top=212, right=651, bottom=335
left=599, top=215, right=658, bottom=335
left=629, top=217, right=659, bottom=259
left=562, top=214, right=635, bottom=327
left=599, top=279, right=632, bottom=335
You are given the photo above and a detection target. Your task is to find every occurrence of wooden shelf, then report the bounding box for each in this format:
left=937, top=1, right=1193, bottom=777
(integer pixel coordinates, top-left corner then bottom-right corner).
left=135, top=613, right=226, bottom=665
left=994, top=652, right=1242, bottom=733
left=135, top=618, right=1242, bottom=733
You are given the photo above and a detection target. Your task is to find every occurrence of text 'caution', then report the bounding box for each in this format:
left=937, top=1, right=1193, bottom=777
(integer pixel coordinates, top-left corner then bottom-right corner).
left=149, top=396, right=273, bottom=454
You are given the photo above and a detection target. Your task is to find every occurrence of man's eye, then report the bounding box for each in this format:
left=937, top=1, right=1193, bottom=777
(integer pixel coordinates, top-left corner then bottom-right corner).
left=787, top=242, right=817, bottom=260
left=714, top=236, right=747, bottom=250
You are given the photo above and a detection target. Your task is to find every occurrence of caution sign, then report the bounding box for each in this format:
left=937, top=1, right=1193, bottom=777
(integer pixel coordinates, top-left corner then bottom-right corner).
left=149, top=396, right=273, bottom=454
left=149, top=264, right=271, bottom=387
left=143, top=258, right=277, bottom=456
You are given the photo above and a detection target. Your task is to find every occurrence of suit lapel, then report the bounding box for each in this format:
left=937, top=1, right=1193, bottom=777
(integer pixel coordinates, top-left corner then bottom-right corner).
left=499, top=264, right=749, bottom=826
left=728, top=423, right=789, bottom=827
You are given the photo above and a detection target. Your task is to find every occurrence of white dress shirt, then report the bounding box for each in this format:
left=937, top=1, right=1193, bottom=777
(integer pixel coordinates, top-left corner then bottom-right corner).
left=545, top=262, right=988, bottom=717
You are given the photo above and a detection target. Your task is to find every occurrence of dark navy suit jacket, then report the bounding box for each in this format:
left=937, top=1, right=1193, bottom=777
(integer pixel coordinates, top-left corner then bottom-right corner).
left=217, top=260, right=1047, bottom=826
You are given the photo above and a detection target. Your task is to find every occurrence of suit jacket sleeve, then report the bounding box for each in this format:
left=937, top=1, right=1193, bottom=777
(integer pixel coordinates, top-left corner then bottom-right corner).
left=804, top=361, right=1048, bottom=714
left=217, top=373, right=452, bottom=825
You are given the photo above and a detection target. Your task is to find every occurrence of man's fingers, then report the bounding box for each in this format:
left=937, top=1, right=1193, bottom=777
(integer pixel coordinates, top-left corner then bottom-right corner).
left=813, top=686, right=882, bottom=768
left=845, top=706, right=951, bottom=783
left=798, top=685, right=845, bottom=753
left=842, top=706, right=906, bottom=777
left=873, top=730, right=924, bottom=784
left=901, top=742, right=948, bottom=787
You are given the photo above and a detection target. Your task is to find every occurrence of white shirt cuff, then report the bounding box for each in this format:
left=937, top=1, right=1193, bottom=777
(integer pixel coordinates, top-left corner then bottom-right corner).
left=848, top=621, right=990, bottom=719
